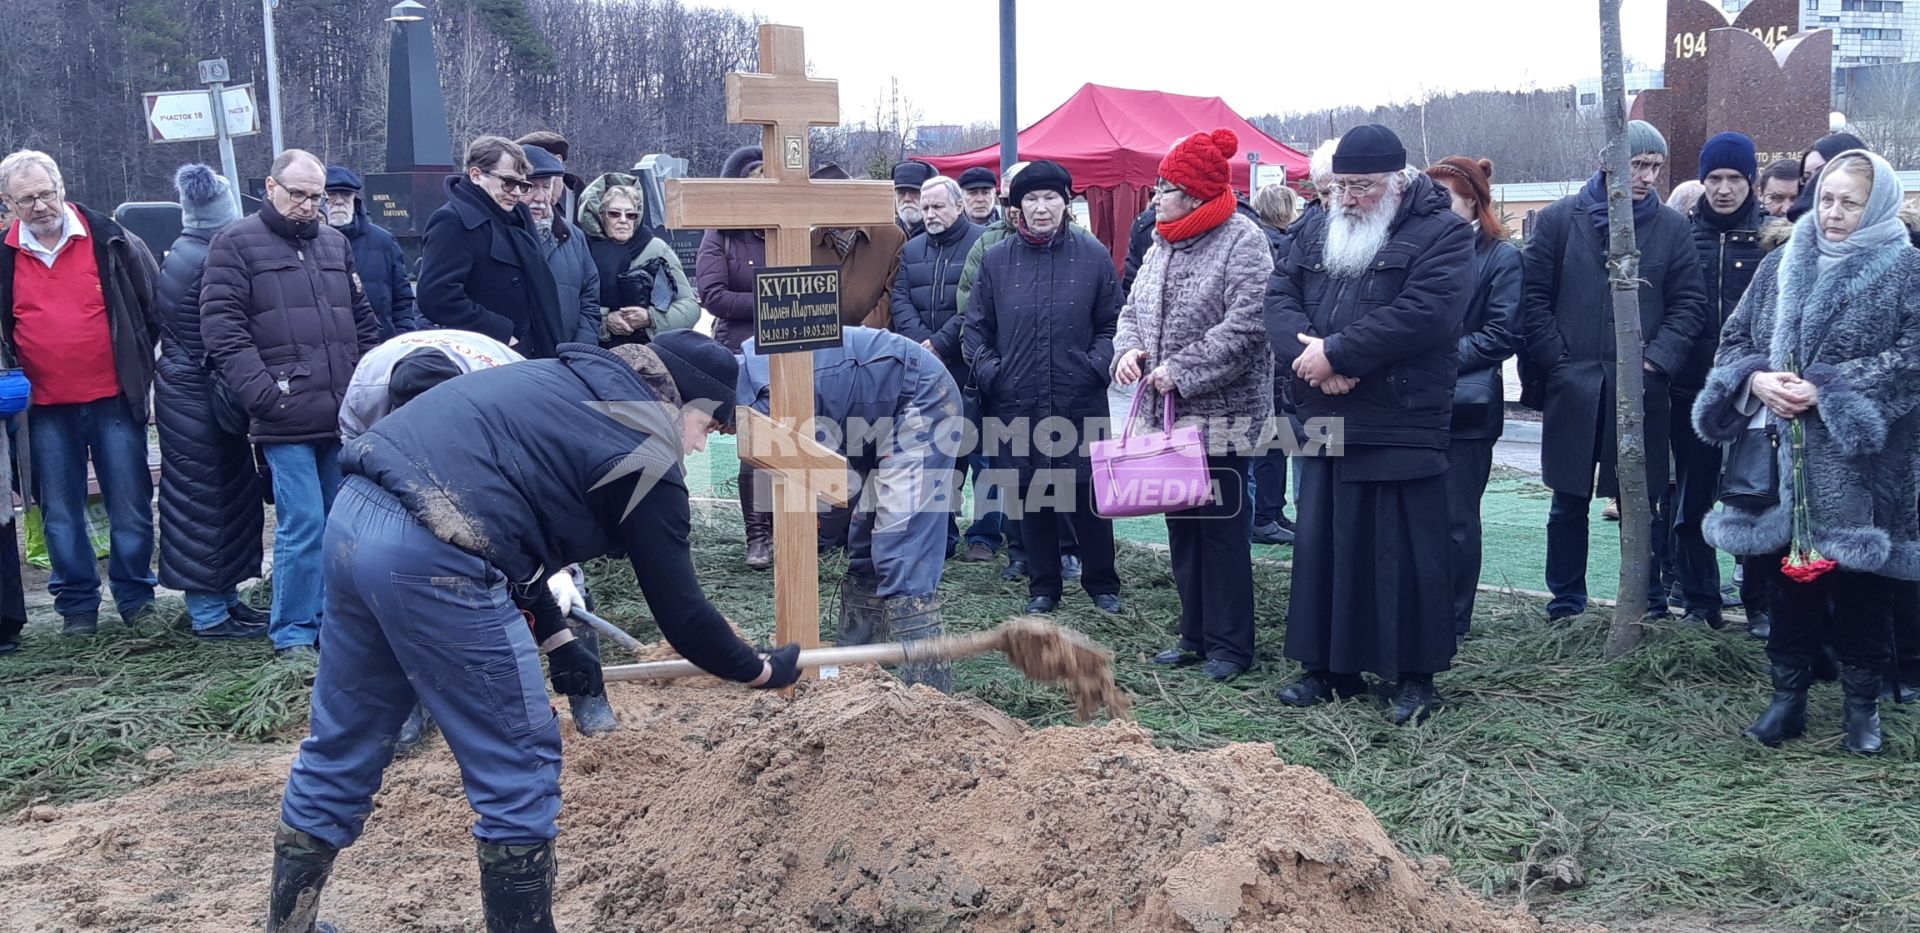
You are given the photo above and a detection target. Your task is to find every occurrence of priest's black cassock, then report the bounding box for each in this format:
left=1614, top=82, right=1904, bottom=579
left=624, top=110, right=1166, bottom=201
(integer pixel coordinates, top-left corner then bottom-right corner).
left=1264, top=168, right=1475, bottom=685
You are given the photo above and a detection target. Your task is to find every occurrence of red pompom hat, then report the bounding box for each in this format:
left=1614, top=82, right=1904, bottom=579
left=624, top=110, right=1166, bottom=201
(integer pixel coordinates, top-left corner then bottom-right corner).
left=1158, top=129, right=1239, bottom=202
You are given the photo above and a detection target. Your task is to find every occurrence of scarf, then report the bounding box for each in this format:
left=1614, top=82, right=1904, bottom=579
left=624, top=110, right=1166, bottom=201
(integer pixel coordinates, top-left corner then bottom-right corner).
left=260, top=198, right=319, bottom=241
left=1012, top=211, right=1064, bottom=247
left=1808, top=150, right=1908, bottom=275
left=1577, top=171, right=1660, bottom=234
left=1697, top=191, right=1757, bottom=233
left=1155, top=191, right=1236, bottom=242
left=1773, top=150, right=1910, bottom=368
left=588, top=235, right=650, bottom=310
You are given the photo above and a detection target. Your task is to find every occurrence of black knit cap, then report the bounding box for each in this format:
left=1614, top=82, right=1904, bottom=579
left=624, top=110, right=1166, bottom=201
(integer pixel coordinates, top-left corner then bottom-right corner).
left=1332, top=124, right=1407, bottom=175
left=388, top=349, right=465, bottom=410
left=649, top=330, right=739, bottom=427
left=1009, top=160, right=1072, bottom=205
left=958, top=166, right=998, bottom=191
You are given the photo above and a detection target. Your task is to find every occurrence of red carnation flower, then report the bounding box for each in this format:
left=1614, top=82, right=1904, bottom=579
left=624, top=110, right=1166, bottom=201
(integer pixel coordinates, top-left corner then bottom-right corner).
left=1780, top=555, right=1838, bottom=584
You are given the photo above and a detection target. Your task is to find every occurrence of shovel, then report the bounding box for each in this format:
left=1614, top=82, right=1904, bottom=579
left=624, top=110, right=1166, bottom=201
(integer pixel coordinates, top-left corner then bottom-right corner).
left=571, top=608, right=1130, bottom=720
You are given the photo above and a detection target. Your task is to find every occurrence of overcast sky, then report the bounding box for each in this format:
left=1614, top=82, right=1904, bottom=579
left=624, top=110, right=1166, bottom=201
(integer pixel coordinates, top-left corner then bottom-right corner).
left=718, top=0, right=1670, bottom=126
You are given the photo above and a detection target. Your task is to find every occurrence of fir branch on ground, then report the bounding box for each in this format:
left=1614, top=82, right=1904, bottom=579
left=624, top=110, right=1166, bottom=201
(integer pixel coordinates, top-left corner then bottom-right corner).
left=0, top=603, right=312, bottom=811
left=2, top=504, right=1915, bottom=931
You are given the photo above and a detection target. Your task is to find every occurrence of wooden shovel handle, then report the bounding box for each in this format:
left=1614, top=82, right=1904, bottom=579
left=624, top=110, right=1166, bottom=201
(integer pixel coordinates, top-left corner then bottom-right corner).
left=600, top=630, right=1006, bottom=684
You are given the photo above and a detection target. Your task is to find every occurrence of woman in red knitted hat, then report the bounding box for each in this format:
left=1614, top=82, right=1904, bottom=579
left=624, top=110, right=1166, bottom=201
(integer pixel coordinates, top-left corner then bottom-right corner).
left=1112, top=129, right=1276, bottom=682
left=1424, top=156, right=1523, bottom=644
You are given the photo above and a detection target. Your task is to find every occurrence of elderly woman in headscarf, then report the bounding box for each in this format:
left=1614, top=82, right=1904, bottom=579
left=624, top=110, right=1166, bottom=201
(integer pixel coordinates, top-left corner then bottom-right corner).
left=577, top=173, right=700, bottom=346
left=1693, top=149, right=1920, bottom=757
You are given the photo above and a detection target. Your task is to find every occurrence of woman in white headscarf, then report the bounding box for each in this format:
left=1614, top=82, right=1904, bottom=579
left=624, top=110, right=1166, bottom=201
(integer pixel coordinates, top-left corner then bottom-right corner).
left=1693, top=150, right=1920, bottom=756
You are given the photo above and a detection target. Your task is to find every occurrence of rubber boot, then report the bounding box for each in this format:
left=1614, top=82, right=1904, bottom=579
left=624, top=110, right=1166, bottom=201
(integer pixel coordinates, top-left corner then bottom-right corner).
left=1839, top=666, right=1885, bottom=756
left=1743, top=662, right=1810, bottom=747
left=477, top=840, right=558, bottom=933
left=267, top=822, right=340, bottom=933
left=837, top=573, right=887, bottom=646
left=885, top=593, right=951, bottom=693
left=1388, top=674, right=1436, bottom=726
left=741, top=464, right=773, bottom=570
left=564, top=623, right=617, bottom=735
left=393, top=704, right=435, bottom=757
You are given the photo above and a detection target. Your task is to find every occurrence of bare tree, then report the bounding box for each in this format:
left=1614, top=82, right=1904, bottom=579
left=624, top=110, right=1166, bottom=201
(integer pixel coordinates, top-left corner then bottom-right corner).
left=1600, top=0, right=1652, bottom=660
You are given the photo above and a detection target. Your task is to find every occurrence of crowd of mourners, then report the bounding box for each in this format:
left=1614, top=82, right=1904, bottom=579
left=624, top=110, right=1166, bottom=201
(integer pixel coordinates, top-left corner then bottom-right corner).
left=1, top=113, right=1916, bottom=759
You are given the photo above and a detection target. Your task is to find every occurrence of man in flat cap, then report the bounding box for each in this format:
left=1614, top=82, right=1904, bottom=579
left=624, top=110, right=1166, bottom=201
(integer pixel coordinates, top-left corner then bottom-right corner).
left=1264, top=124, right=1474, bottom=726
left=958, top=166, right=1000, bottom=226
left=892, top=160, right=937, bottom=239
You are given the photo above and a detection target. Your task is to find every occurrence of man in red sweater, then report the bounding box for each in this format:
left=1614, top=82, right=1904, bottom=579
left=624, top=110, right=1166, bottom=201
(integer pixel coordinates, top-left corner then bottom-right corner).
left=0, top=150, right=161, bottom=636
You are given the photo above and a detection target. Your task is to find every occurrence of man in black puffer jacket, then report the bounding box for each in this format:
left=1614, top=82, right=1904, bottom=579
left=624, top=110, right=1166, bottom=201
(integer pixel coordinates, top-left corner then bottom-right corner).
left=1264, top=125, right=1474, bottom=726
left=890, top=175, right=986, bottom=558
left=1674, top=133, right=1771, bottom=632
left=155, top=164, right=267, bottom=641
left=201, top=149, right=381, bottom=660
left=324, top=165, right=423, bottom=339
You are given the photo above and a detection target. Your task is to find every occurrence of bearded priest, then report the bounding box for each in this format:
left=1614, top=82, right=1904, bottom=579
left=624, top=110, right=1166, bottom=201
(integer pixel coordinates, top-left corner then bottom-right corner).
left=1262, top=124, right=1474, bottom=726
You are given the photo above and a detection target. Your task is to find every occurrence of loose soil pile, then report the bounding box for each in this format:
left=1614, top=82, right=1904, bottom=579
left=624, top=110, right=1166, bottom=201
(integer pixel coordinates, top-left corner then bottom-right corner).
left=1, top=668, right=1592, bottom=932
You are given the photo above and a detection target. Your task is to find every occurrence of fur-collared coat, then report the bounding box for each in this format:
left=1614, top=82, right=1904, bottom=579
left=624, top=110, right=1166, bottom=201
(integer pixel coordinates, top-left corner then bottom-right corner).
left=1114, top=210, right=1274, bottom=451
left=1692, top=216, right=1920, bottom=579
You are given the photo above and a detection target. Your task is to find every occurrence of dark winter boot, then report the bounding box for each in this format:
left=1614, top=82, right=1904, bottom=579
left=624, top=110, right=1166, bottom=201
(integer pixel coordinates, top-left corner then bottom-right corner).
left=1276, top=670, right=1366, bottom=707
left=741, top=467, right=773, bottom=570
left=837, top=573, right=887, bottom=646
left=1839, top=666, right=1885, bottom=756
left=393, top=704, right=435, bottom=758
left=267, top=822, right=340, bottom=933
left=477, top=840, right=558, bottom=933
left=884, top=593, right=951, bottom=693
left=1743, top=663, right=1810, bottom=747
left=1389, top=674, right=1436, bottom=726
left=564, top=624, right=618, bottom=735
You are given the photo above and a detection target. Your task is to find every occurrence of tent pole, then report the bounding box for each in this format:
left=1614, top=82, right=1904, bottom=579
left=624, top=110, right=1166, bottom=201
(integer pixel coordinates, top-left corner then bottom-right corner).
left=999, top=0, right=1017, bottom=173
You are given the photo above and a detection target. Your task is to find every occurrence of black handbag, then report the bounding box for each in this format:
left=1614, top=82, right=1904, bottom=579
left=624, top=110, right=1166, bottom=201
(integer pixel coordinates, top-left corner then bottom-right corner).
left=1718, top=421, right=1780, bottom=511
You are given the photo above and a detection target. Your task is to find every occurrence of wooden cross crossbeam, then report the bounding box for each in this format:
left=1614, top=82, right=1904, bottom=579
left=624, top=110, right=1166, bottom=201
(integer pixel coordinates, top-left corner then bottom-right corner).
left=664, top=24, right=897, bottom=658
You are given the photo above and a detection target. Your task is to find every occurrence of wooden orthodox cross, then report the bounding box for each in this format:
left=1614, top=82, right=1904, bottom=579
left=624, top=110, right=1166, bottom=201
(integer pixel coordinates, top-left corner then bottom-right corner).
left=665, top=24, right=896, bottom=658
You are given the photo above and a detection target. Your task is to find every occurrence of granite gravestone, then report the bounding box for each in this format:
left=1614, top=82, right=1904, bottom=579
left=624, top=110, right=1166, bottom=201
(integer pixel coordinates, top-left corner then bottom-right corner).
left=1632, top=0, right=1831, bottom=183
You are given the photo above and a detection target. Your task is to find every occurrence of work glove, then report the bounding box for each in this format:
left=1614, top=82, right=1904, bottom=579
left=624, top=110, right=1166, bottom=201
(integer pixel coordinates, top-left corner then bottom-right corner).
left=545, top=639, right=605, bottom=698
left=752, top=642, right=803, bottom=690
left=546, top=567, right=585, bottom=618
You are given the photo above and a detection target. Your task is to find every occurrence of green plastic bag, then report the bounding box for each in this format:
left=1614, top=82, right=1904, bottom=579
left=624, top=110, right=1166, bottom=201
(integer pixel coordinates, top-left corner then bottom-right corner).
left=23, top=499, right=113, bottom=570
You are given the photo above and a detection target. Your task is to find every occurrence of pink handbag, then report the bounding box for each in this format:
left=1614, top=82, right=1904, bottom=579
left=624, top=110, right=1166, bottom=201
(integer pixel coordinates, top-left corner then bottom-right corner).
left=1091, top=389, right=1211, bottom=518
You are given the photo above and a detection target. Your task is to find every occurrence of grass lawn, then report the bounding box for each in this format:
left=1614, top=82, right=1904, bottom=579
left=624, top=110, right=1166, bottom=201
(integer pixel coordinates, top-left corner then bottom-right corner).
left=2, top=504, right=1915, bottom=931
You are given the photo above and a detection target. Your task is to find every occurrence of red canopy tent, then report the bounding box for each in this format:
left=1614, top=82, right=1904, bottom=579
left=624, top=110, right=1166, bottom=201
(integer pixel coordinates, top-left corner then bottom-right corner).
left=922, top=83, right=1309, bottom=272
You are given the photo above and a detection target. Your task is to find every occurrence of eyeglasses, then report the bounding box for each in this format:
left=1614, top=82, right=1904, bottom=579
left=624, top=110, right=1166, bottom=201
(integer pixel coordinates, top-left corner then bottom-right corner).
left=1326, top=179, right=1380, bottom=197
left=6, top=190, right=60, bottom=209
left=604, top=209, right=640, bottom=221
left=271, top=178, right=326, bottom=206
left=483, top=170, right=534, bottom=194
left=1153, top=182, right=1185, bottom=197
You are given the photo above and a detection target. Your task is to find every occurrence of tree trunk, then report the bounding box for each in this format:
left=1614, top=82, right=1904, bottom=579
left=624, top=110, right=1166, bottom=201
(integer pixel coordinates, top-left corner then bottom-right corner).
left=1599, top=0, right=1652, bottom=659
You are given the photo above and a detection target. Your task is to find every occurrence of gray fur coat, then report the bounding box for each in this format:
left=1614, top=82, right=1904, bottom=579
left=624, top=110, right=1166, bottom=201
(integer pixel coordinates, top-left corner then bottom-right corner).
left=1692, top=220, right=1920, bottom=579
left=1113, top=211, right=1274, bottom=452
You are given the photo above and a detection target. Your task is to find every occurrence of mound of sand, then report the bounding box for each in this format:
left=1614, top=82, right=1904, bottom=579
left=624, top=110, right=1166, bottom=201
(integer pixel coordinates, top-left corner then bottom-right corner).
left=0, top=669, right=1592, bottom=932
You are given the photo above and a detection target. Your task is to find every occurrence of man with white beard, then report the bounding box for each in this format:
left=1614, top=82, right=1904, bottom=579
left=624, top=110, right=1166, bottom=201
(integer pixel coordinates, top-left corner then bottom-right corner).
left=521, top=144, right=604, bottom=347
left=324, top=165, right=422, bottom=337
left=1263, top=124, right=1474, bottom=725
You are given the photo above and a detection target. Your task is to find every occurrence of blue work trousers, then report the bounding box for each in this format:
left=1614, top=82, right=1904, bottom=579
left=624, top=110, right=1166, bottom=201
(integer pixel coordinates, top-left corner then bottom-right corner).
left=280, top=476, right=562, bottom=850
